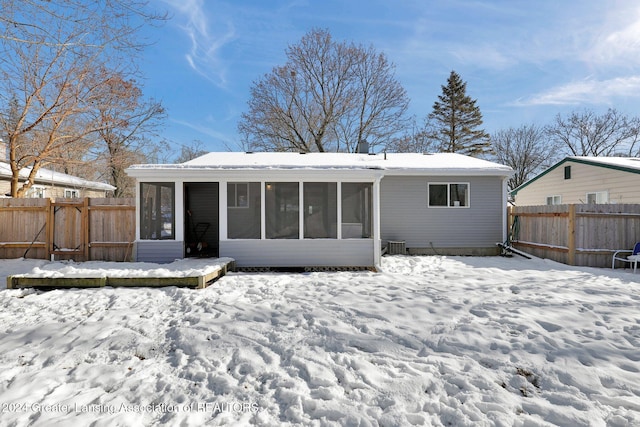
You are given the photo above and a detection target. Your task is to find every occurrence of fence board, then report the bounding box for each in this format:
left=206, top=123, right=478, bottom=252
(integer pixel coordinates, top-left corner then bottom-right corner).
left=0, top=197, right=135, bottom=262
left=510, top=204, right=640, bottom=268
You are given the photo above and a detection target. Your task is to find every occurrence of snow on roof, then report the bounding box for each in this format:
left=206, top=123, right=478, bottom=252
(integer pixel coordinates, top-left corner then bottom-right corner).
left=568, top=156, right=640, bottom=171
left=0, top=161, right=116, bottom=191
left=128, top=152, right=513, bottom=176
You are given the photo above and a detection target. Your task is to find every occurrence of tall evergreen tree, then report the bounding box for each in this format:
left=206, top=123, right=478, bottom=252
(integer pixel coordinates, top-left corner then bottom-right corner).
left=428, top=70, right=491, bottom=156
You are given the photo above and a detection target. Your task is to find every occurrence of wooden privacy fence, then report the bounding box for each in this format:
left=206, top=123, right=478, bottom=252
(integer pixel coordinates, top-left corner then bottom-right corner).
left=509, top=204, right=640, bottom=268
left=0, top=198, right=135, bottom=262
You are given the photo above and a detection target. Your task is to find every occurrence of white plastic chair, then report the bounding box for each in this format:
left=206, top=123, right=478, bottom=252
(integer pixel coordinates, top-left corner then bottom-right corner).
left=611, top=242, right=640, bottom=273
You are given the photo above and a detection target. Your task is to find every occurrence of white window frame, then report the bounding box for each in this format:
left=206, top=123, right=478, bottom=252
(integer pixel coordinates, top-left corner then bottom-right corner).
left=26, top=185, right=46, bottom=198
left=64, top=188, right=80, bottom=198
left=228, top=182, right=250, bottom=208
left=546, top=195, right=562, bottom=205
left=427, top=182, right=470, bottom=208
left=586, top=191, right=608, bottom=204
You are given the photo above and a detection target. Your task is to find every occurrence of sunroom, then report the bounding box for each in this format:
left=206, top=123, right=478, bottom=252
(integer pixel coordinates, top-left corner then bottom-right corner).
left=128, top=154, right=383, bottom=267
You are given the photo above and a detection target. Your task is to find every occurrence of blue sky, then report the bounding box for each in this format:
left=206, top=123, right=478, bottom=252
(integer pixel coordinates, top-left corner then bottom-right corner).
left=140, top=0, right=640, bottom=154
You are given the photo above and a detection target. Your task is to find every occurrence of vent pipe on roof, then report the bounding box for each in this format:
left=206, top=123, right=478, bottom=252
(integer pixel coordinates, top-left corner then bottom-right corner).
left=357, top=139, right=369, bottom=154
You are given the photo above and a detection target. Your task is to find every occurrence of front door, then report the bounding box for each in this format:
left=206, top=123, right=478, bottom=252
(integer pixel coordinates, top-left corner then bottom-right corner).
left=184, top=182, right=219, bottom=257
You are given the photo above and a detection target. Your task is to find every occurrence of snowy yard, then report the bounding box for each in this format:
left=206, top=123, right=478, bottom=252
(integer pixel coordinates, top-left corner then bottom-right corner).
left=0, top=255, right=639, bottom=426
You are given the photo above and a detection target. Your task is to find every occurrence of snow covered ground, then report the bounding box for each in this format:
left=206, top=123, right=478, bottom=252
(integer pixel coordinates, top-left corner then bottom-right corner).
left=0, top=255, right=639, bottom=426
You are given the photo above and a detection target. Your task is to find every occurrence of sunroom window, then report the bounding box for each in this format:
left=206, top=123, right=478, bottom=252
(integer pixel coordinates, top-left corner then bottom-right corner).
left=227, top=182, right=261, bottom=239
left=304, top=182, right=337, bottom=238
left=265, top=182, right=299, bottom=239
left=341, top=183, right=372, bottom=238
left=140, top=182, right=174, bottom=240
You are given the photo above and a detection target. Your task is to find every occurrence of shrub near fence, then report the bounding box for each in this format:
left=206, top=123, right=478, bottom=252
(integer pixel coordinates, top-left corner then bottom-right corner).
left=0, top=198, right=135, bottom=262
left=509, top=204, right=640, bottom=268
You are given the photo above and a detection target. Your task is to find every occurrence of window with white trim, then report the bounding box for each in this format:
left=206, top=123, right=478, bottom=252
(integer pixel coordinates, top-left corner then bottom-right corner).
left=227, top=182, right=249, bottom=208
left=140, top=182, right=175, bottom=240
left=64, top=189, right=80, bottom=198
left=586, top=191, right=608, bottom=204
left=428, top=183, right=469, bottom=207
left=265, top=182, right=299, bottom=239
left=341, top=182, right=372, bottom=239
left=26, top=186, right=46, bottom=198
left=227, top=182, right=261, bottom=239
left=304, top=182, right=337, bottom=239
left=546, top=195, right=562, bottom=205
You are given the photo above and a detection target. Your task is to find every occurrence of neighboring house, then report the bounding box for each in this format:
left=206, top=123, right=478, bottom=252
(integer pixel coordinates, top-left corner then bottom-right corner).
left=511, top=157, right=640, bottom=206
left=0, top=161, right=116, bottom=198
left=126, top=152, right=513, bottom=267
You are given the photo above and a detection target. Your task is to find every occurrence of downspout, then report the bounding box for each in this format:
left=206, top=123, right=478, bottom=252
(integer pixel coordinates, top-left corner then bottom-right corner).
left=502, top=176, right=509, bottom=244
left=373, top=173, right=383, bottom=269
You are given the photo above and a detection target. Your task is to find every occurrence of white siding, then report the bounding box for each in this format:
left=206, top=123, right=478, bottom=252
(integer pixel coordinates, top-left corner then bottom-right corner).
left=136, top=241, right=183, bottom=263
left=220, top=239, right=374, bottom=267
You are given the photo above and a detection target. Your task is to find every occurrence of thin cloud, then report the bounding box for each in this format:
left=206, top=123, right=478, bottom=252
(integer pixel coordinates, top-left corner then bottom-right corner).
left=515, top=76, right=640, bottom=106
left=586, top=6, right=640, bottom=66
left=171, top=118, right=238, bottom=147
left=161, top=0, right=236, bottom=88
left=451, top=45, right=516, bottom=70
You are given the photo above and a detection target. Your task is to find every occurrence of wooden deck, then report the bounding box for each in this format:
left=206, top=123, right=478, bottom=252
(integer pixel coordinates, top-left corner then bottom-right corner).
left=6, top=258, right=235, bottom=290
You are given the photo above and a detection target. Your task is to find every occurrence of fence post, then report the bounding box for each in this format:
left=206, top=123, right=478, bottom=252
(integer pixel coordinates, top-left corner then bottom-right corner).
left=568, top=204, right=576, bottom=265
left=45, top=198, right=53, bottom=260
left=83, top=197, right=90, bottom=261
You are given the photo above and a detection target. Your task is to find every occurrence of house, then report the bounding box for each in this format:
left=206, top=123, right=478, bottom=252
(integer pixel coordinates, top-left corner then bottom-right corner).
left=0, top=161, right=116, bottom=198
left=511, top=156, right=640, bottom=206
left=125, top=152, right=513, bottom=267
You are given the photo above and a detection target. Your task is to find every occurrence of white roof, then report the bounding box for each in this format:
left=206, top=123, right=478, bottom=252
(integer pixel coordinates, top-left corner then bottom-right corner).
left=568, top=156, right=640, bottom=171
left=0, top=162, right=116, bottom=191
left=128, top=152, right=513, bottom=177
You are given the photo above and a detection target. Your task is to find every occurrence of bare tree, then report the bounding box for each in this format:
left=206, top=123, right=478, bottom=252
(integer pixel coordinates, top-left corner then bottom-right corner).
left=238, top=28, right=409, bottom=153
left=0, top=0, right=165, bottom=197
left=0, top=0, right=165, bottom=50
left=491, top=124, right=558, bottom=190
left=546, top=108, right=640, bottom=157
left=89, top=71, right=166, bottom=197
left=391, top=117, right=438, bottom=153
left=174, top=140, right=209, bottom=163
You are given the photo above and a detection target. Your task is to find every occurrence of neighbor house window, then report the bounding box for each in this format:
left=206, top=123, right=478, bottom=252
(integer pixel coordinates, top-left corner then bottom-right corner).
left=64, top=189, right=80, bottom=198
left=265, top=182, right=299, bottom=239
left=26, top=186, right=46, bottom=198
left=140, top=182, right=174, bottom=240
left=304, top=182, right=337, bottom=239
left=564, top=166, right=571, bottom=180
left=586, top=191, right=608, bottom=204
left=227, top=182, right=261, bottom=239
left=227, top=182, right=249, bottom=208
left=341, top=183, right=372, bottom=238
left=428, top=183, right=469, bottom=207
left=546, top=195, right=562, bottom=205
